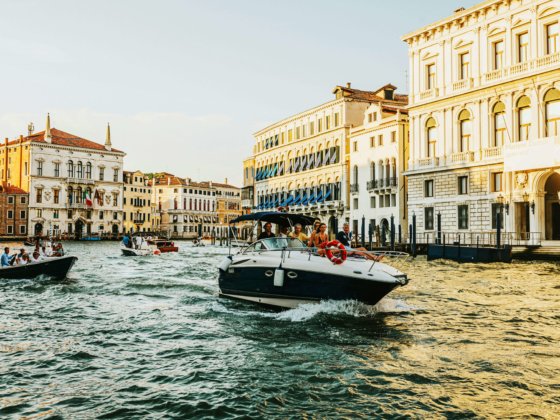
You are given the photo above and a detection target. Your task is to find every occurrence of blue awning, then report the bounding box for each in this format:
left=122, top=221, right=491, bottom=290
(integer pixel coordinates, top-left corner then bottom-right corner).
left=292, top=194, right=302, bottom=206
left=323, top=188, right=332, bottom=201
left=284, top=195, right=295, bottom=206
left=306, top=193, right=316, bottom=205
left=300, top=194, right=309, bottom=206
left=312, top=190, right=323, bottom=204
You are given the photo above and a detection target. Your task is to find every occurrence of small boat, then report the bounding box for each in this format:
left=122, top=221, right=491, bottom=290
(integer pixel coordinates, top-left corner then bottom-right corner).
left=120, top=245, right=155, bottom=256
left=218, top=212, right=409, bottom=309
left=147, top=239, right=178, bottom=253
left=193, top=238, right=205, bottom=247
left=0, top=256, right=78, bottom=280
left=80, top=235, right=101, bottom=241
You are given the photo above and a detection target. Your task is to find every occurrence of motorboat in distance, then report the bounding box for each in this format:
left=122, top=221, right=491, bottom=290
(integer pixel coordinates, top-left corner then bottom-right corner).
left=0, top=256, right=77, bottom=280
left=218, top=212, right=409, bottom=309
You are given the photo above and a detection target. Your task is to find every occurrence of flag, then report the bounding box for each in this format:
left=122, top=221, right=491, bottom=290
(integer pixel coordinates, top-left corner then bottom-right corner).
left=84, top=190, right=93, bottom=207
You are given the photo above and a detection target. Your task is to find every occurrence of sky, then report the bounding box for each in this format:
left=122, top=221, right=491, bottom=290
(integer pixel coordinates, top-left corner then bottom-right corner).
left=0, top=0, right=479, bottom=185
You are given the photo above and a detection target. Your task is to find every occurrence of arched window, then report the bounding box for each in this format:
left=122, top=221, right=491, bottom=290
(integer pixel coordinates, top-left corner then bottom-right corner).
left=385, top=159, right=390, bottom=181
left=67, top=160, right=74, bottom=177
left=492, top=102, right=506, bottom=146
left=370, top=162, right=376, bottom=181
left=77, top=161, right=83, bottom=178
left=517, top=96, right=531, bottom=141
left=67, top=186, right=73, bottom=204
left=391, top=158, right=397, bottom=179
left=85, top=162, right=92, bottom=179
left=458, top=109, right=472, bottom=152
left=426, top=117, right=437, bottom=157
left=76, top=187, right=83, bottom=203
left=378, top=160, right=384, bottom=181
left=544, top=89, right=560, bottom=136
left=353, top=165, right=358, bottom=184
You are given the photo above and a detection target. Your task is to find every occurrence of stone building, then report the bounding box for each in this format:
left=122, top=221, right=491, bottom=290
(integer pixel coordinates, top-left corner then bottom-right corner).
left=251, top=83, right=386, bottom=234
left=214, top=180, right=241, bottom=238
left=0, top=184, right=28, bottom=237
left=123, top=170, right=155, bottom=233
left=0, top=115, right=125, bottom=238
left=348, top=84, right=409, bottom=241
left=403, top=0, right=560, bottom=242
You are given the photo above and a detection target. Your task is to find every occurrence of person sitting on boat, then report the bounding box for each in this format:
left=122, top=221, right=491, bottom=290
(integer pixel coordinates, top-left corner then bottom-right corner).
left=52, top=242, right=64, bottom=257
left=336, top=223, right=382, bottom=261
left=31, top=251, right=44, bottom=263
left=307, top=221, right=321, bottom=247
left=289, top=223, right=309, bottom=243
left=258, top=223, right=275, bottom=240
left=1, top=247, right=15, bottom=267
left=16, top=252, right=30, bottom=266
left=277, top=225, right=290, bottom=238
left=122, top=234, right=131, bottom=248
left=310, top=223, right=329, bottom=248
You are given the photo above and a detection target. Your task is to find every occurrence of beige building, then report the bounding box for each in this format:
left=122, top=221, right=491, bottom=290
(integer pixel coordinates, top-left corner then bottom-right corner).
left=123, top=170, right=154, bottom=233
left=251, top=83, right=385, bottom=233
left=214, top=180, right=241, bottom=238
left=349, top=85, right=409, bottom=240
left=403, top=0, right=560, bottom=242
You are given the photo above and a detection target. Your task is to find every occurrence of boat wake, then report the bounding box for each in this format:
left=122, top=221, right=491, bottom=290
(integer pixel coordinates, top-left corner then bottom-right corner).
left=274, top=298, right=419, bottom=322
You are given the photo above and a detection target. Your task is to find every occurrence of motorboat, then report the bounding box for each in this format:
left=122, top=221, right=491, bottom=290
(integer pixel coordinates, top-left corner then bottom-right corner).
left=147, top=239, right=179, bottom=253
left=121, top=236, right=159, bottom=256
left=0, top=256, right=78, bottom=280
left=193, top=238, right=205, bottom=247
left=218, top=212, right=409, bottom=309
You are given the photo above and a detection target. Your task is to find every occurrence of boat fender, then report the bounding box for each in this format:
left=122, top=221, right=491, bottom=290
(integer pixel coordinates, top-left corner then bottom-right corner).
left=274, top=268, right=284, bottom=287
left=218, top=256, right=233, bottom=272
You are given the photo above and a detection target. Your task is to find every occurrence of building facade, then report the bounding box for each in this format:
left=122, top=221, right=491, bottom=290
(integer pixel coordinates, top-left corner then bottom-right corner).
left=153, top=174, right=217, bottom=238
left=349, top=85, right=409, bottom=241
left=214, top=180, right=241, bottom=238
left=403, top=0, right=560, bottom=242
left=0, top=116, right=125, bottom=238
left=251, top=84, right=386, bottom=233
left=123, top=170, right=154, bottom=233
left=0, top=184, right=28, bottom=237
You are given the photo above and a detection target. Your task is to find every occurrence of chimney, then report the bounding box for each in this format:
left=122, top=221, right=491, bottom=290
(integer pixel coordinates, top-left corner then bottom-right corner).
left=44, top=113, right=52, bottom=143
left=346, top=82, right=351, bottom=88
left=105, top=123, right=112, bottom=151
left=28, top=122, right=35, bottom=136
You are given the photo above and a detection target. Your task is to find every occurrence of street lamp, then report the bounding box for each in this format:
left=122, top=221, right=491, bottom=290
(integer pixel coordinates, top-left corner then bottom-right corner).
left=496, top=194, right=509, bottom=215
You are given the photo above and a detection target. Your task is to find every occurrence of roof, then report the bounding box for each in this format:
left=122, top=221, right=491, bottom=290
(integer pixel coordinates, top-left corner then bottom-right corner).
left=6, top=128, right=124, bottom=154
left=230, top=211, right=317, bottom=226
left=212, top=182, right=240, bottom=189
left=0, top=184, right=27, bottom=194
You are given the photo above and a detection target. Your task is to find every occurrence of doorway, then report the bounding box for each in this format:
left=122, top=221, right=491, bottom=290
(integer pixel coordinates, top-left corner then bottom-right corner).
left=75, top=219, right=84, bottom=239
left=515, top=202, right=530, bottom=240
left=544, top=173, right=560, bottom=240
left=34, top=223, right=43, bottom=236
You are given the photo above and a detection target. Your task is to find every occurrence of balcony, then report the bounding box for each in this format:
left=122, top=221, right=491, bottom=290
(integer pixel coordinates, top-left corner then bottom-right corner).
left=66, top=202, right=87, bottom=209
left=504, top=135, right=560, bottom=172
left=450, top=151, right=474, bottom=164
left=67, top=177, right=95, bottom=185
left=452, top=77, right=473, bottom=91
left=482, top=52, right=560, bottom=85
left=482, top=146, right=502, bottom=159
left=414, top=157, right=439, bottom=169
left=366, top=180, right=376, bottom=191
left=350, top=183, right=359, bottom=193
left=419, top=88, right=438, bottom=100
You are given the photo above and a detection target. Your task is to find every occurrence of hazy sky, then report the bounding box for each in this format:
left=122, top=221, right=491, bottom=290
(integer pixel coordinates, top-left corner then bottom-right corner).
left=0, top=0, right=479, bottom=185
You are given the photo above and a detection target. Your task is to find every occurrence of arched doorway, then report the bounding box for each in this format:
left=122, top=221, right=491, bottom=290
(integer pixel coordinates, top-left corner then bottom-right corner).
left=112, top=224, right=119, bottom=236
left=75, top=219, right=84, bottom=239
left=544, top=173, right=560, bottom=240
left=380, top=218, right=390, bottom=245
left=34, top=223, right=43, bottom=236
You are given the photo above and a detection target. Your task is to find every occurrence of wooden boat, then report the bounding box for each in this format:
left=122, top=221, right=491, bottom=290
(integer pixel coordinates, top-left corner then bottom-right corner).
left=0, top=256, right=78, bottom=280
left=147, top=239, right=179, bottom=253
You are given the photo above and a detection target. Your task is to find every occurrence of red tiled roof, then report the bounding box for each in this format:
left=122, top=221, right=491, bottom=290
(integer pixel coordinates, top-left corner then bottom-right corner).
left=212, top=182, right=239, bottom=189
left=6, top=128, right=123, bottom=154
left=0, top=183, right=27, bottom=194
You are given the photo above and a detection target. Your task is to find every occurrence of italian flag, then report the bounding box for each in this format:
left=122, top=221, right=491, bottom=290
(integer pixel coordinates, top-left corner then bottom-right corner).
left=84, top=190, right=93, bottom=207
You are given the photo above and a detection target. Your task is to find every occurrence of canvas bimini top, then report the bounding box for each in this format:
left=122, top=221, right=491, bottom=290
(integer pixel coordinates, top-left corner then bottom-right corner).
left=229, top=212, right=316, bottom=226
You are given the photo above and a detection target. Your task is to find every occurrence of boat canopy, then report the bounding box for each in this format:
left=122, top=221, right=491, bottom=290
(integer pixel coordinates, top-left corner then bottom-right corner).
left=229, top=211, right=316, bottom=226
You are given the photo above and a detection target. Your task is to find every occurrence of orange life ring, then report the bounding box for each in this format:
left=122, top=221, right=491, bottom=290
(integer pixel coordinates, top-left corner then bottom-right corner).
left=321, top=240, right=347, bottom=265
left=153, top=249, right=161, bottom=255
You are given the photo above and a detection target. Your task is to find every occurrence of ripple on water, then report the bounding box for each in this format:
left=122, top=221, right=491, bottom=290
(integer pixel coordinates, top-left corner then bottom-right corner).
left=0, top=242, right=559, bottom=418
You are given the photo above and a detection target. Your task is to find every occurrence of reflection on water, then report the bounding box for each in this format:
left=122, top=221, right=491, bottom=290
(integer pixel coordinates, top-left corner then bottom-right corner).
left=0, top=242, right=559, bottom=418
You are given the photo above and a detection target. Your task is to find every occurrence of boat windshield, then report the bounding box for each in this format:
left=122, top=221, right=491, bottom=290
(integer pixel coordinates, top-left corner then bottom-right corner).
left=245, top=237, right=307, bottom=252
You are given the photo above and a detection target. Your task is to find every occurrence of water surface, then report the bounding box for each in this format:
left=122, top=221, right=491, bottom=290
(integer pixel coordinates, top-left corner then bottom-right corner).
left=1, top=242, right=559, bottom=418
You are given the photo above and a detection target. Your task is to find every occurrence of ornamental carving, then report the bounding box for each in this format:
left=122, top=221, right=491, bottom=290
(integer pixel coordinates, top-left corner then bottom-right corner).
left=516, top=172, right=528, bottom=189
left=105, top=195, right=111, bottom=205
left=44, top=191, right=52, bottom=202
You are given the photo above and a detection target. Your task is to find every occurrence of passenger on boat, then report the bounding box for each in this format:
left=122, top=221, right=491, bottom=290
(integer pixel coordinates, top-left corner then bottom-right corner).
left=52, top=242, right=65, bottom=257
left=307, top=221, right=321, bottom=247
left=277, top=225, right=290, bottom=238
left=31, top=251, right=43, bottom=262
left=1, top=247, right=15, bottom=267
left=336, top=223, right=382, bottom=261
left=310, top=223, right=329, bottom=248
left=289, top=223, right=309, bottom=243
left=17, top=252, right=30, bottom=266
left=122, top=234, right=131, bottom=248
left=258, top=223, right=275, bottom=240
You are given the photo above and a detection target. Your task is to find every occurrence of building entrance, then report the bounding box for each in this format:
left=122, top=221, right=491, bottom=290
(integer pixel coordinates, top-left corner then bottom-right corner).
left=544, top=173, right=560, bottom=240
left=515, top=202, right=530, bottom=240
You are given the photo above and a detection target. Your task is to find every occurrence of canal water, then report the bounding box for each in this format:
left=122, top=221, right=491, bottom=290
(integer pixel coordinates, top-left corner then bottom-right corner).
left=1, top=242, right=559, bottom=418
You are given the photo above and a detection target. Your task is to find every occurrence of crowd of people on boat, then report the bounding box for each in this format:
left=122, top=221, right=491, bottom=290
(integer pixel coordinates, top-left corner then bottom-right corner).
left=122, top=234, right=153, bottom=250
left=257, top=221, right=381, bottom=261
left=1, top=239, right=65, bottom=267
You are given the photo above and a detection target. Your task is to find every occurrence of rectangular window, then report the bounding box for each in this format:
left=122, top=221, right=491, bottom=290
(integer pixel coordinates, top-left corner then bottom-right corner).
left=458, top=176, right=468, bottom=195
left=36, top=209, right=42, bottom=218
left=302, top=125, right=306, bottom=138
left=385, top=195, right=390, bottom=207
left=459, top=51, right=470, bottom=79
left=493, top=40, right=504, bottom=70
left=353, top=141, right=358, bottom=152
left=53, top=209, right=59, bottom=219
left=334, top=113, right=339, bottom=127
left=113, top=169, right=119, bottom=182
left=391, top=131, right=396, bottom=143
left=427, top=64, right=436, bottom=89
left=460, top=120, right=472, bottom=152
left=20, top=210, right=25, bottom=219
left=517, top=32, right=529, bottom=63
left=24, top=162, right=28, bottom=176
left=547, top=22, right=559, bottom=55
left=318, top=119, right=322, bottom=132
left=427, top=126, right=437, bottom=157
left=424, top=180, right=434, bottom=197
left=7, top=210, right=13, bottom=219
left=424, top=207, right=434, bottom=230
left=373, top=112, right=377, bottom=122
left=309, top=122, right=314, bottom=135
left=370, top=196, right=376, bottom=208
left=353, top=198, right=358, bottom=209
left=546, top=99, right=560, bottom=136
left=391, top=194, right=396, bottom=207
left=288, top=129, right=293, bottom=141
left=54, top=162, right=60, bottom=177
left=370, top=137, right=375, bottom=148
left=296, top=126, right=300, bottom=140
left=519, top=107, right=531, bottom=141
left=491, top=172, right=503, bottom=192
left=7, top=225, right=13, bottom=234
left=113, top=212, right=118, bottom=220
left=36, top=188, right=43, bottom=203
left=19, top=225, right=26, bottom=235
left=20, top=196, right=26, bottom=204
left=99, top=210, right=104, bottom=220
left=53, top=189, right=59, bottom=204
left=491, top=203, right=505, bottom=229
left=99, top=167, right=105, bottom=181
left=325, top=116, right=330, bottom=130
left=368, top=113, right=373, bottom=123
left=37, top=160, right=43, bottom=176
left=378, top=134, right=383, bottom=146
left=7, top=196, right=14, bottom=204
left=113, top=195, right=118, bottom=206
left=458, top=205, right=469, bottom=229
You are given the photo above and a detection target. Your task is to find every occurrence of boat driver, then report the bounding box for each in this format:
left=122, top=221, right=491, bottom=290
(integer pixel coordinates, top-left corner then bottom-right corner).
left=257, top=222, right=275, bottom=240
left=1, top=247, right=15, bottom=267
